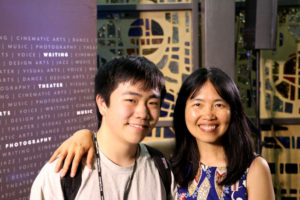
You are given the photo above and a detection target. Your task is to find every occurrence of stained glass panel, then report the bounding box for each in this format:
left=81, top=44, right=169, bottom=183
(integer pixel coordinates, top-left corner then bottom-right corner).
left=97, top=0, right=191, bottom=4
left=261, top=125, right=300, bottom=199
left=260, top=7, right=300, bottom=118
left=234, top=6, right=300, bottom=199
left=97, top=10, right=193, bottom=139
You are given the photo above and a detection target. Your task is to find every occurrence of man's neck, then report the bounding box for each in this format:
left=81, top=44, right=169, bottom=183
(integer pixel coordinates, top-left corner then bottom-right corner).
left=96, top=128, right=139, bottom=167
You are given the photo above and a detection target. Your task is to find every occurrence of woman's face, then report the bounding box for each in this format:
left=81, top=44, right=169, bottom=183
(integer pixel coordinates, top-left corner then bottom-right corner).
left=184, top=80, right=231, bottom=145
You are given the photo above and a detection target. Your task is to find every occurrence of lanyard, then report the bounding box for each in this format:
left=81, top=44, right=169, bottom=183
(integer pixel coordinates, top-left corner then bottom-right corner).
left=93, top=133, right=138, bottom=200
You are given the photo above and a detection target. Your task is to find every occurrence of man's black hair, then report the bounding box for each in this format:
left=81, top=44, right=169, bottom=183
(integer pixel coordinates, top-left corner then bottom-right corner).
left=94, top=55, right=166, bottom=128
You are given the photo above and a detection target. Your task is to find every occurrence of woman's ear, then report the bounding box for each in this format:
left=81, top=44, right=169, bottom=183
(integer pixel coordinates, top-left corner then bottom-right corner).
left=96, top=95, right=107, bottom=116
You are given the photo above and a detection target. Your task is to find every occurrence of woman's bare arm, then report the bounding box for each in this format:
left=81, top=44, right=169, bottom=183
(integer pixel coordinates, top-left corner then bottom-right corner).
left=247, top=156, right=275, bottom=200
left=49, top=129, right=94, bottom=177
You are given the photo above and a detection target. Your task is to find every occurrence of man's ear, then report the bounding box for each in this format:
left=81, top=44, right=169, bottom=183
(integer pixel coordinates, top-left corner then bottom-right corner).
left=96, top=95, right=107, bottom=116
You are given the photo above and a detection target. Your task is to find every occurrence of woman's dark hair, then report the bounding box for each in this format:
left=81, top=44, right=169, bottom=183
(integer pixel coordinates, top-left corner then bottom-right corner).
left=94, top=55, right=166, bottom=128
left=171, top=67, right=254, bottom=188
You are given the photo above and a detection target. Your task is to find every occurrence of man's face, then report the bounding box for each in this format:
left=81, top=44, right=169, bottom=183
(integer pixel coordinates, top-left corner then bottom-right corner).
left=96, top=81, right=161, bottom=145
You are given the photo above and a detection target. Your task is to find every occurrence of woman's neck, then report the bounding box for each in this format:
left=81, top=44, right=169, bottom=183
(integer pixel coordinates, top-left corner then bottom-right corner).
left=197, top=142, right=227, bottom=167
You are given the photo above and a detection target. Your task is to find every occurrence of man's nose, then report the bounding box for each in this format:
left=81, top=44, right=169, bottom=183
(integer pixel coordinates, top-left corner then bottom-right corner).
left=135, top=103, right=150, bottom=119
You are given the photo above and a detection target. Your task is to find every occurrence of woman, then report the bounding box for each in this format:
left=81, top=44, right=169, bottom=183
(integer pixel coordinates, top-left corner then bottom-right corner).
left=171, top=67, right=273, bottom=199
left=50, top=67, right=274, bottom=199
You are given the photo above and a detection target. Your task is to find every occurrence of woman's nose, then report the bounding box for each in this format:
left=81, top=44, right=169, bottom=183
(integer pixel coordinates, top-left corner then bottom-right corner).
left=202, top=106, right=216, bottom=120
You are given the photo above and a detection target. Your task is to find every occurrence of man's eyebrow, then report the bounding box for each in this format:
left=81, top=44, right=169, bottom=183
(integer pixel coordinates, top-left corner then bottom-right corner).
left=149, top=94, right=160, bottom=99
left=122, top=91, right=141, bottom=96
left=122, top=91, right=160, bottom=98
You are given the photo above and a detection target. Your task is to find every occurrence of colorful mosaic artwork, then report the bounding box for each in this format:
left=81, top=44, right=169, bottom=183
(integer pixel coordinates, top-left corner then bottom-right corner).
left=97, top=10, right=193, bottom=139
left=262, top=125, right=300, bottom=199
left=235, top=7, right=300, bottom=199
left=97, top=0, right=191, bottom=4
left=260, top=8, right=300, bottom=199
left=260, top=8, right=300, bottom=119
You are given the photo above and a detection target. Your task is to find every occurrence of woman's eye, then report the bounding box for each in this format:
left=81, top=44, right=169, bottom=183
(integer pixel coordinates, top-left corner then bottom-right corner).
left=215, top=103, right=224, bottom=108
left=193, top=103, right=201, bottom=107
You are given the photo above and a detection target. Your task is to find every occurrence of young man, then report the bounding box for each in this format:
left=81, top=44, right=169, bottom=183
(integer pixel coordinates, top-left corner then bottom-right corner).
left=30, top=56, right=176, bottom=200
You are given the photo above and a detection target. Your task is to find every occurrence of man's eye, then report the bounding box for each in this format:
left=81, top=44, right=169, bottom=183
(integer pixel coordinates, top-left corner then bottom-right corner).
left=149, top=101, right=159, bottom=106
left=126, top=99, right=135, bottom=103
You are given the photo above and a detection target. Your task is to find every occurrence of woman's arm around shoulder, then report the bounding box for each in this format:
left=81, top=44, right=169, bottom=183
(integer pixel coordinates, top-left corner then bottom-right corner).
left=247, top=156, right=275, bottom=200
left=48, top=129, right=94, bottom=177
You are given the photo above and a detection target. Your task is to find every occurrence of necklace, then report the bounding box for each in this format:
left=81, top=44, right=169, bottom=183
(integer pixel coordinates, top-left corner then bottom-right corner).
left=93, top=133, right=138, bottom=200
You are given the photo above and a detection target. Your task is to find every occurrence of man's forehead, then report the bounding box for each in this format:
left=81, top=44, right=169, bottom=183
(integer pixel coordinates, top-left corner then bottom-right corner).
left=118, top=81, right=161, bottom=96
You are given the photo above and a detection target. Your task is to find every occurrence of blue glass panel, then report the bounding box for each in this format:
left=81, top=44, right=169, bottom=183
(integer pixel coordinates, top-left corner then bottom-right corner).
left=164, top=127, right=175, bottom=138
left=165, top=13, right=171, bottom=22
left=169, top=61, right=179, bottom=73
left=146, top=19, right=149, bottom=30
left=171, top=55, right=179, bottom=59
left=279, top=32, right=283, bottom=46
left=285, top=102, right=293, bottom=113
left=147, top=131, right=152, bottom=137
left=172, top=27, right=178, bottom=43
left=292, top=136, right=295, bottom=149
left=165, top=92, right=174, bottom=101
left=160, top=110, right=168, bottom=117
left=280, top=164, right=284, bottom=174
left=155, top=127, right=161, bottom=137
left=118, top=41, right=123, bottom=46
left=157, top=55, right=168, bottom=69
left=172, top=47, right=179, bottom=51
left=128, top=27, right=143, bottom=36
left=146, top=32, right=150, bottom=36
left=184, top=58, right=190, bottom=64
left=273, top=95, right=283, bottom=112
left=265, top=79, right=273, bottom=91
left=185, top=11, right=189, bottom=26
left=185, top=41, right=190, bottom=46
left=132, top=19, right=144, bottom=26
left=161, top=101, right=170, bottom=109
left=297, top=137, right=300, bottom=149
left=107, top=22, right=115, bottom=37
left=266, top=93, right=271, bottom=110
left=263, top=137, right=281, bottom=149
left=268, top=163, right=275, bottom=174
left=285, top=163, right=298, bottom=174
left=172, top=13, right=178, bottom=24
left=151, top=20, right=163, bottom=35
left=265, top=67, right=269, bottom=75
left=277, top=136, right=290, bottom=148
left=185, top=48, right=190, bottom=55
